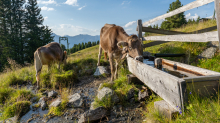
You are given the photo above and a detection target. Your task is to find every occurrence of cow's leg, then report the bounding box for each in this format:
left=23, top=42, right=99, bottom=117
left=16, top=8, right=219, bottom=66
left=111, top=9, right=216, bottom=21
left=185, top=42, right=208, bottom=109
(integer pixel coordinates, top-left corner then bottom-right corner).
left=97, top=45, right=102, bottom=66
left=36, top=70, right=41, bottom=89
left=114, top=59, right=119, bottom=79
left=109, top=53, right=115, bottom=82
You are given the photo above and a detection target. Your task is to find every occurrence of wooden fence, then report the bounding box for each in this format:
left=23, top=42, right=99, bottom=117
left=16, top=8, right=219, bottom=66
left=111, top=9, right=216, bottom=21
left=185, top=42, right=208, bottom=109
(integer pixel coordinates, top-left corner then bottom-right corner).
left=137, top=0, right=220, bottom=49
left=128, top=0, right=220, bottom=114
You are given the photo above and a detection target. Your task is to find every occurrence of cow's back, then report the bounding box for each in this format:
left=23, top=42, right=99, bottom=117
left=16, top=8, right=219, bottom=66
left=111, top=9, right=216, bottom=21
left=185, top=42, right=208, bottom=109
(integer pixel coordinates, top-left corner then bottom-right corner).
left=100, top=24, right=128, bottom=52
left=37, top=42, right=63, bottom=65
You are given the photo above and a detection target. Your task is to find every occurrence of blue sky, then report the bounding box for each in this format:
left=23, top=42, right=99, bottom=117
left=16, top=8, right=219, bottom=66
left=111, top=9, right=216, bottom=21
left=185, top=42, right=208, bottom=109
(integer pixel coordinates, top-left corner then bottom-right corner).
left=38, top=0, right=215, bottom=36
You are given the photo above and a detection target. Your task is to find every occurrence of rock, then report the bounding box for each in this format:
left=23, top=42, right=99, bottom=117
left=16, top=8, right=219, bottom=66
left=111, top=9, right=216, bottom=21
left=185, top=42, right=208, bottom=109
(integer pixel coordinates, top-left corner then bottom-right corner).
left=38, top=97, right=47, bottom=110
left=90, top=101, right=101, bottom=110
left=85, top=69, right=94, bottom=75
left=198, top=47, right=218, bottom=59
left=68, top=93, right=83, bottom=108
left=129, top=98, right=135, bottom=104
left=208, top=41, right=219, bottom=47
left=138, top=89, right=149, bottom=101
left=48, top=90, right=58, bottom=98
left=49, top=98, right=61, bottom=107
left=78, top=107, right=107, bottom=123
left=94, top=66, right=110, bottom=76
left=97, top=87, right=119, bottom=103
left=30, top=96, right=38, bottom=103
left=0, top=116, right=18, bottom=123
left=126, top=88, right=134, bottom=100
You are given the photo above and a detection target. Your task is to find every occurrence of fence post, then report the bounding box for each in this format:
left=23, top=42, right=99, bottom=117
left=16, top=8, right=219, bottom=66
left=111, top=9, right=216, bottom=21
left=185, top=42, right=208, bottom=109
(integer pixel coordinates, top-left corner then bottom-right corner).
left=215, top=0, right=220, bottom=49
left=137, top=19, right=143, bottom=55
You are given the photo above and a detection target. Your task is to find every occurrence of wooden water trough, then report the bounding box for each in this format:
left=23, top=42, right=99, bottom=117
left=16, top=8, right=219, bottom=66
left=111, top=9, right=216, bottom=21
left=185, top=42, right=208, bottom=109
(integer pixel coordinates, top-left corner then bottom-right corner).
left=127, top=56, right=220, bottom=118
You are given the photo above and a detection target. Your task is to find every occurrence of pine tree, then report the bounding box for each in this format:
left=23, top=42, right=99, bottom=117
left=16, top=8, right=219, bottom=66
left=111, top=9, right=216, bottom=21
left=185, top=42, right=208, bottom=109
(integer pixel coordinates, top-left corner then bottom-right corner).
left=88, top=41, right=92, bottom=47
left=24, top=0, right=44, bottom=62
left=160, top=0, right=187, bottom=30
left=82, top=42, right=85, bottom=49
left=156, top=24, right=159, bottom=29
left=196, top=16, right=200, bottom=23
left=97, top=40, right=99, bottom=45
left=188, top=19, right=192, bottom=24
left=60, top=44, right=66, bottom=51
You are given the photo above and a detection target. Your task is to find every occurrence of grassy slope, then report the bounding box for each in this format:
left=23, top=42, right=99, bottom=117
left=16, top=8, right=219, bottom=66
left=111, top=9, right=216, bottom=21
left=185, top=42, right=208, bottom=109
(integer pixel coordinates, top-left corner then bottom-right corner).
left=0, top=20, right=220, bottom=121
left=143, top=20, right=220, bottom=122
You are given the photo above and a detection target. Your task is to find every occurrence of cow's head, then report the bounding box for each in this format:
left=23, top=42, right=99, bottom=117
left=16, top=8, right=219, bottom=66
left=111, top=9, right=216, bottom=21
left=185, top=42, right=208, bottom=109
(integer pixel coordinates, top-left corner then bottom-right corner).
left=117, top=35, right=143, bottom=61
left=62, top=51, right=67, bottom=64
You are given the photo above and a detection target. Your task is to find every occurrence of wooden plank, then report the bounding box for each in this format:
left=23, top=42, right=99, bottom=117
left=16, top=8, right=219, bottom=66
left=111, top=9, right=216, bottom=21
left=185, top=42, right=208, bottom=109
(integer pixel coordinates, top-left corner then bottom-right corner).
left=161, top=58, right=220, bottom=76
left=215, top=0, right=220, bottom=49
left=127, top=56, right=184, bottom=110
left=189, top=26, right=217, bottom=34
left=143, top=0, right=214, bottom=26
left=143, top=31, right=219, bottom=42
left=143, top=41, right=169, bottom=48
left=137, top=19, right=143, bottom=55
left=142, top=27, right=187, bottom=35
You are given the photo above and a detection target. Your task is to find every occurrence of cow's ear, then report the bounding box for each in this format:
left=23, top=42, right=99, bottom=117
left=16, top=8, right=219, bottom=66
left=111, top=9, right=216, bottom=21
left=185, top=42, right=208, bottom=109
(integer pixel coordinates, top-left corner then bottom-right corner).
left=117, top=41, right=128, bottom=48
left=64, top=51, right=67, bottom=55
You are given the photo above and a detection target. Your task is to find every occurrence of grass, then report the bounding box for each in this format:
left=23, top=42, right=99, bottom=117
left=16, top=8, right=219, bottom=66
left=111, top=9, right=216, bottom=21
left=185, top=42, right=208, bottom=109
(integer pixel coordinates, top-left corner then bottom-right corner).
left=93, top=64, right=139, bottom=108
left=142, top=19, right=220, bottom=122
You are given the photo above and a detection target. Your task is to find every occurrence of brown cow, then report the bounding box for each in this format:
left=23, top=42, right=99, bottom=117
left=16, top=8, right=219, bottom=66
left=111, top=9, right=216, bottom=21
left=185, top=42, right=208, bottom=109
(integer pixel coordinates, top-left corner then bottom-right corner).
left=34, top=42, right=67, bottom=89
left=97, top=24, right=143, bottom=81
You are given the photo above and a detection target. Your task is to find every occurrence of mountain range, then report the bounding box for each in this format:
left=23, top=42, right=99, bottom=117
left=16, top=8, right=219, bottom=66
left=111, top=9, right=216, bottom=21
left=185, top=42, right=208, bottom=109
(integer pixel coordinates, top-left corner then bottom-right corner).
left=52, top=33, right=100, bottom=48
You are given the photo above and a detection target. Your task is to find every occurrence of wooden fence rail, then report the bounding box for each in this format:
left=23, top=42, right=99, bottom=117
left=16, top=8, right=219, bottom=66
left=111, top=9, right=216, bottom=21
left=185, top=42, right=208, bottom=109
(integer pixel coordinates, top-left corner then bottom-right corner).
left=143, top=0, right=214, bottom=26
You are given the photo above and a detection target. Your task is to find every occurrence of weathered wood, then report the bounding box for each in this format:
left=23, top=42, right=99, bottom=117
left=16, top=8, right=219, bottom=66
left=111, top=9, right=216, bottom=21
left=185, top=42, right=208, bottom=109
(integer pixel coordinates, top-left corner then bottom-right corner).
left=143, top=31, right=219, bottom=42
left=127, top=56, right=184, bottom=110
left=142, top=27, right=187, bottom=35
left=185, top=75, right=220, bottom=97
left=143, top=0, right=214, bottom=26
left=215, top=0, right=220, bottom=49
left=154, top=100, right=179, bottom=120
left=137, top=19, right=143, bottom=55
left=126, top=74, right=143, bottom=85
left=189, top=26, right=217, bottom=34
left=160, top=58, right=220, bottom=76
left=143, top=41, right=170, bottom=48
left=154, top=53, right=185, bottom=57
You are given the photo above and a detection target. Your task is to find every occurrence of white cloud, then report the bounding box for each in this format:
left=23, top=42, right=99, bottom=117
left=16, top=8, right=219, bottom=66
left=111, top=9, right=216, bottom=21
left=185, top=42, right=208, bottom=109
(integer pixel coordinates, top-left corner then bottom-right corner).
left=44, top=16, right=48, bottom=20
left=185, top=13, right=199, bottom=21
left=38, top=0, right=56, bottom=5
left=125, top=28, right=132, bottom=31
left=78, top=5, right=86, bottom=10
left=124, top=21, right=136, bottom=28
left=41, top=6, right=54, bottom=11
left=122, top=1, right=131, bottom=5
left=52, top=24, right=99, bottom=36
left=64, top=0, right=78, bottom=6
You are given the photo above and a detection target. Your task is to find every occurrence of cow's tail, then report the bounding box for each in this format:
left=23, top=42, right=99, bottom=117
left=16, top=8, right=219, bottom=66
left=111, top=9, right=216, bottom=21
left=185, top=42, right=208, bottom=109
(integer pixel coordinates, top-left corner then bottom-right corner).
left=34, top=49, right=42, bottom=80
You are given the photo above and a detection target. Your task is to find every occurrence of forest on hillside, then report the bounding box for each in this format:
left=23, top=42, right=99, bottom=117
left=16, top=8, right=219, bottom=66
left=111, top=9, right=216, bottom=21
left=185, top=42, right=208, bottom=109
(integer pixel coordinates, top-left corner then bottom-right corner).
left=0, top=0, right=54, bottom=71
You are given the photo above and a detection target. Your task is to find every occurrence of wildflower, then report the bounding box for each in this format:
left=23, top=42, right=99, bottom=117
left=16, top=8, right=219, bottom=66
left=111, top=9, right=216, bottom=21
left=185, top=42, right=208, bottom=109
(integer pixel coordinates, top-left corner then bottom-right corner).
left=179, top=111, right=182, bottom=114
left=189, top=92, right=192, bottom=94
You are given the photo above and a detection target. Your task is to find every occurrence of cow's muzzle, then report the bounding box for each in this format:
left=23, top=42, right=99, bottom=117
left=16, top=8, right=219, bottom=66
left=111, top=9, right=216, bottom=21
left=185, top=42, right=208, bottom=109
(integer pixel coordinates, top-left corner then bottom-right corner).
left=135, top=56, right=143, bottom=62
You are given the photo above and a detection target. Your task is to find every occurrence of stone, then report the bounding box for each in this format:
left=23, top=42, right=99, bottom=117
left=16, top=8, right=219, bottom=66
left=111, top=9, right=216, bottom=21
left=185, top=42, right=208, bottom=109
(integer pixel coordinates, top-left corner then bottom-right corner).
left=208, top=41, right=219, bottom=47
left=48, top=90, right=58, bottom=98
left=68, top=93, right=83, bottom=108
left=126, top=88, right=134, bottom=100
left=0, top=116, right=18, bottom=123
left=154, top=100, right=179, bottom=120
left=30, top=96, right=38, bottom=103
left=94, top=66, right=110, bottom=76
left=138, top=89, right=149, bottom=101
left=97, top=87, right=119, bottom=103
left=38, top=97, right=47, bottom=110
left=78, top=107, right=107, bottom=123
left=49, top=98, right=61, bottom=107
left=198, top=47, right=218, bottom=59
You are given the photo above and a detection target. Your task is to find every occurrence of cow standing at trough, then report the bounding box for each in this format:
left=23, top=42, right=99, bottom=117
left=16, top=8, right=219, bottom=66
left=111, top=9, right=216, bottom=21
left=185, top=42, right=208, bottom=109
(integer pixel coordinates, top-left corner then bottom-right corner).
left=34, top=42, right=67, bottom=89
left=97, top=24, right=143, bottom=81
